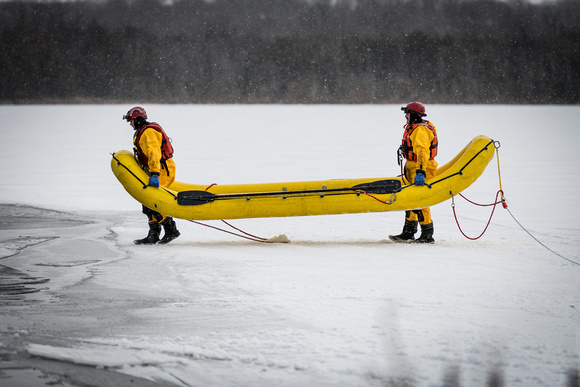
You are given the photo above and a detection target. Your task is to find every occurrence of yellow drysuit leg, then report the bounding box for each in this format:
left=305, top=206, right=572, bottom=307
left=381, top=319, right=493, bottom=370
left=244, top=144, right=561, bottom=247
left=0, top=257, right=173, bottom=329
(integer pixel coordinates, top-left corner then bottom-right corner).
left=404, top=163, right=436, bottom=225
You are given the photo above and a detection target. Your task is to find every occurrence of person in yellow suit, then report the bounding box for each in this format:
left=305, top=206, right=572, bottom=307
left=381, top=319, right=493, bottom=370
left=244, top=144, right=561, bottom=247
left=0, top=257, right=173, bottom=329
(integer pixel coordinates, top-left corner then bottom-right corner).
left=389, top=102, right=437, bottom=244
left=123, top=106, right=180, bottom=245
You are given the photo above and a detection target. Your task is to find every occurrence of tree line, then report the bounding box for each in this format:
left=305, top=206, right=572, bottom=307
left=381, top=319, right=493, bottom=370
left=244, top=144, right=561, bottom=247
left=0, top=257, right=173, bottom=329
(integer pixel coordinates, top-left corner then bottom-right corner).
left=1, top=0, right=579, bottom=104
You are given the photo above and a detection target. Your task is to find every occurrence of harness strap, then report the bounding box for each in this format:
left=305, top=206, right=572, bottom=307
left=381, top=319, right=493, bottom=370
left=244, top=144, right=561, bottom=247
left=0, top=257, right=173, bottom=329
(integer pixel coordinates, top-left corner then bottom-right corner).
left=161, top=158, right=171, bottom=177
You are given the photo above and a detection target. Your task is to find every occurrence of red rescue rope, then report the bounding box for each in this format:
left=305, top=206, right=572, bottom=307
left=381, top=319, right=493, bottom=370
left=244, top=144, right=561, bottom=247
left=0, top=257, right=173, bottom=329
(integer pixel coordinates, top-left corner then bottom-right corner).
left=186, top=219, right=274, bottom=243
left=451, top=190, right=505, bottom=240
left=220, top=220, right=268, bottom=241
left=451, top=142, right=507, bottom=240
left=355, top=190, right=396, bottom=205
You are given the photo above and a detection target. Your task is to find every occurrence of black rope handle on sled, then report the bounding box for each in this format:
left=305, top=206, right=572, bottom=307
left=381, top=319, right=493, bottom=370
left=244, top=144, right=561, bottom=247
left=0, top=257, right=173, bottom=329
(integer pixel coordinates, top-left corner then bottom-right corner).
left=399, top=139, right=497, bottom=191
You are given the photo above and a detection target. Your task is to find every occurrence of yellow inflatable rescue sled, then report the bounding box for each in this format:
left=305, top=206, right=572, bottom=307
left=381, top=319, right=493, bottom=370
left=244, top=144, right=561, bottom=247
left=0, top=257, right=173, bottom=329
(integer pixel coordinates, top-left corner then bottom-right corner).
left=111, top=135, right=496, bottom=221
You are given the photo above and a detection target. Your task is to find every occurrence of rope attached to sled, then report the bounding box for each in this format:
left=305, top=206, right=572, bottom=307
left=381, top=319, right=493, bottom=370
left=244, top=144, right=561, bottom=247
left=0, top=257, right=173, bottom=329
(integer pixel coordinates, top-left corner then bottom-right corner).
left=355, top=190, right=396, bottom=205
left=450, top=141, right=505, bottom=240
left=185, top=219, right=290, bottom=244
left=451, top=190, right=504, bottom=240
left=451, top=143, right=579, bottom=265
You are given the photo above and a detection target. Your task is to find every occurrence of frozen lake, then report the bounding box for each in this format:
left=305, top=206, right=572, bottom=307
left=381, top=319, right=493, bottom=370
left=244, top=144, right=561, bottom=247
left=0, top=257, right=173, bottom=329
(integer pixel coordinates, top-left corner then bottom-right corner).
left=0, top=104, right=579, bottom=386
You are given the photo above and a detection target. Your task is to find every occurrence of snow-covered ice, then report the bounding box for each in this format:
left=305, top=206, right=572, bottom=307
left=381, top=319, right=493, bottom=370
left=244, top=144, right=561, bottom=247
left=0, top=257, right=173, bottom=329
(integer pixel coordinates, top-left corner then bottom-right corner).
left=0, top=104, right=578, bottom=386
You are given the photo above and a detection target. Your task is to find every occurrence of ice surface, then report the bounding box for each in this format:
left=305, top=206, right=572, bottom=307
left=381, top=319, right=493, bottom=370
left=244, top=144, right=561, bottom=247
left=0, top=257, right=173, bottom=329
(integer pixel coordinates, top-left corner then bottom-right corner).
left=0, top=105, right=578, bottom=386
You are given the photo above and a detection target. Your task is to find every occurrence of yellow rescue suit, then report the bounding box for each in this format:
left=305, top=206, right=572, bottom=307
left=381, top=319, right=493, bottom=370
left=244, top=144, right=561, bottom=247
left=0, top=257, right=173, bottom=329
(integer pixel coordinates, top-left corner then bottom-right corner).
left=135, top=127, right=176, bottom=224
left=403, top=123, right=438, bottom=225
left=136, top=127, right=176, bottom=188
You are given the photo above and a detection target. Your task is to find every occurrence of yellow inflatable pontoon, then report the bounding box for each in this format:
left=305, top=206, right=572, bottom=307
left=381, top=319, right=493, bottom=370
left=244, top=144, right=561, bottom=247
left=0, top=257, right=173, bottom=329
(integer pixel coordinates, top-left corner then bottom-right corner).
left=111, top=135, right=496, bottom=221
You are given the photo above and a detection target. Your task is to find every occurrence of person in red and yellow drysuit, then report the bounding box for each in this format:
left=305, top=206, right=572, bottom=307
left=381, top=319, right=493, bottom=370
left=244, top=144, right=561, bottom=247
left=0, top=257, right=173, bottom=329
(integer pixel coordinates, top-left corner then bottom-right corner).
left=389, top=102, right=437, bottom=244
left=123, top=106, right=180, bottom=245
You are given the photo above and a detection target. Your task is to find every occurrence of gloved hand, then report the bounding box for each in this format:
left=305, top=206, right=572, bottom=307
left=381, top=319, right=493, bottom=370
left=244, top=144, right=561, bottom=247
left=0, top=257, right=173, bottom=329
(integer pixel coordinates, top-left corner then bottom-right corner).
left=148, top=175, right=160, bottom=188
left=414, top=170, right=425, bottom=186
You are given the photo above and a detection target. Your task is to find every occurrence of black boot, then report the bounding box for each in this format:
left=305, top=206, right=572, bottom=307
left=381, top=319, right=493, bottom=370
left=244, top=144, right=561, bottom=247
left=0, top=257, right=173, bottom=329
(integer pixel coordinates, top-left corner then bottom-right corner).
left=389, top=220, right=418, bottom=243
left=412, top=222, right=435, bottom=244
left=134, top=222, right=161, bottom=245
left=159, top=217, right=180, bottom=245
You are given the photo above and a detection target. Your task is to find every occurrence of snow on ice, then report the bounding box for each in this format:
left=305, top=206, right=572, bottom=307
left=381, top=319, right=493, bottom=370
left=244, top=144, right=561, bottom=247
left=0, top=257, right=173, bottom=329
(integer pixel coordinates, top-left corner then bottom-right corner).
left=0, top=104, right=578, bottom=386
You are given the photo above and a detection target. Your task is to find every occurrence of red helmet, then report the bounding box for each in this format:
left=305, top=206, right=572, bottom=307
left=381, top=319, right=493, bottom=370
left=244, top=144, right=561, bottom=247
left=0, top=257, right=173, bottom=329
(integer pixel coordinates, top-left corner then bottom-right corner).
left=401, top=102, right=426, bottom=117
left=123, top=106, right=147, bottom=122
